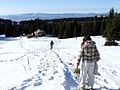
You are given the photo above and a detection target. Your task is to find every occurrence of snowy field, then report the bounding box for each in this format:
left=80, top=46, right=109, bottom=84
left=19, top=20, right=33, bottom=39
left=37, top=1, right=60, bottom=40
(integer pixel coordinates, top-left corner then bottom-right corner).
left=0, top=35, right=120, bottom=90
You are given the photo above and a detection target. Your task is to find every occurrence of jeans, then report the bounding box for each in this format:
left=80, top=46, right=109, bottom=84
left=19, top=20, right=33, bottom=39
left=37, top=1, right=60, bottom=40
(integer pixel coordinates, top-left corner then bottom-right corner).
left=79, top=61, right=95, bottom=88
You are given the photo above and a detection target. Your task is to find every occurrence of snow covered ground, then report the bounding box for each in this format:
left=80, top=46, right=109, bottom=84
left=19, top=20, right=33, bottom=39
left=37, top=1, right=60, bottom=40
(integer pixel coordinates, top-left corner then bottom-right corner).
left=0, top=35, right=120, bottom=90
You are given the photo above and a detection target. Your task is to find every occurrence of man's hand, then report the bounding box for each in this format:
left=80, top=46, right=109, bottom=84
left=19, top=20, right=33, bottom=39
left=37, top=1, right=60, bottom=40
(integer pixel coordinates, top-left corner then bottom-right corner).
left=77, top=58, right=80, bottom=68
left=77, top=62, right=79, bottom=68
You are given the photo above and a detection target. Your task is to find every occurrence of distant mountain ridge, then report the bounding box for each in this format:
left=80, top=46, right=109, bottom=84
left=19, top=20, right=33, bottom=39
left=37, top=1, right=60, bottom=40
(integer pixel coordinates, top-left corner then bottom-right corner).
left=0, top=13, right=108, bottom=22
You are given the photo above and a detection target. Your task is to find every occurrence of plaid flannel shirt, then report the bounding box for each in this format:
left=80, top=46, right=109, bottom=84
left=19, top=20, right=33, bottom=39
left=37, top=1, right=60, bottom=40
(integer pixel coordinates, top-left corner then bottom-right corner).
left=80, top=40, right=99, bottom=62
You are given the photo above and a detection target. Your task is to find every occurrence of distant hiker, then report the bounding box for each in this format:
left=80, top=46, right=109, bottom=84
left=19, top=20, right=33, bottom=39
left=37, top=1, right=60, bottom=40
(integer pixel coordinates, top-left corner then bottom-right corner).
left=77, top=35, right=100, bottom=90
left=50, top=40, right=54, bottom=49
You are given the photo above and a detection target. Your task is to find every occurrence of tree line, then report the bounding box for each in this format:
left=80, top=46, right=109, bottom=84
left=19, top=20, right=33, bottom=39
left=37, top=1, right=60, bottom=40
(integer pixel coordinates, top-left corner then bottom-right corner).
left=0, top=8, right=120, bottom=44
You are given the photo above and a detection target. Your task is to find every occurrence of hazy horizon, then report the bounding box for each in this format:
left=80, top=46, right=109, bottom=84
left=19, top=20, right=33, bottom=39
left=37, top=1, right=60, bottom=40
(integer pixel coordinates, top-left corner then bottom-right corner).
left=0, top=12, right=108, bottom=16
left=0, top=0, right=120, bottom=15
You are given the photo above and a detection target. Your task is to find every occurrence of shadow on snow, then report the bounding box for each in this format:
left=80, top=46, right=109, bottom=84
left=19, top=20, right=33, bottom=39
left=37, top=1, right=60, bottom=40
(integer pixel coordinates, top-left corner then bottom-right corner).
left=52, top=50, right=78, bottom=90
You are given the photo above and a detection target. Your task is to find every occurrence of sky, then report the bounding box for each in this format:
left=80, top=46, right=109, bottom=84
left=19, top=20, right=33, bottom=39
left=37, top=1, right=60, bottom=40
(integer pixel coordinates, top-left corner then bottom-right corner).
left=0, top=35, right=120, bottom=90
left=0, top=0, right=120, bottom=15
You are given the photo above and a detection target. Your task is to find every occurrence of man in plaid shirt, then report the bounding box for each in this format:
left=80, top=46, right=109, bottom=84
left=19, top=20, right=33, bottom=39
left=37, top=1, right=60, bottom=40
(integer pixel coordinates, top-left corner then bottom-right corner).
left=77, top=35, right=100, bottom=90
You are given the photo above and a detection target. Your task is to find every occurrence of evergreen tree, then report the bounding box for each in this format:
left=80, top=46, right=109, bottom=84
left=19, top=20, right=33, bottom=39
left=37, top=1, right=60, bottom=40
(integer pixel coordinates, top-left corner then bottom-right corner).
left=104, top=18, right=114, bottom=41
left=4, top=21, right=14, bottom=37
left=47, top=22, right=53, bottom=35
left=0, top=23, right=5, bottom=35
left=104, top=8, right=120, bottom=42
left=29, top=21, right=34, bottom=34
left=109, top=8, right=114, bottom=18
left=52, top=23, right=58, bottom=37
left=34, top=18, right=41, bottom=30
left=100, top=20, right=106, bottom=35
left=81, top=21, right=94, bottom=36
left=76, top=22, right=82, bottom=37
left=73, top=26, right=77, bottom=38
left=58, top=22, right=65, bottom=39
left=63, top=22, right=71, bottom=38
left=14, top=23, right=21, bottom=36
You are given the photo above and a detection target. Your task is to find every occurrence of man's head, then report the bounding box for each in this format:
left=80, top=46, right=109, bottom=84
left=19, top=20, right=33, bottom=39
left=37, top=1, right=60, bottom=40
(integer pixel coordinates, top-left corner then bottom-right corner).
left=84, top=35, right=92, bottom=42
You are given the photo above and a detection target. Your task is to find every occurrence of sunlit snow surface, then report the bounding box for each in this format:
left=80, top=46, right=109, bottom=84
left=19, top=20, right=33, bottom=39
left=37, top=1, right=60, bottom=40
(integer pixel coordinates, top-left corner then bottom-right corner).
left=0, top=35, right=120, bottom=90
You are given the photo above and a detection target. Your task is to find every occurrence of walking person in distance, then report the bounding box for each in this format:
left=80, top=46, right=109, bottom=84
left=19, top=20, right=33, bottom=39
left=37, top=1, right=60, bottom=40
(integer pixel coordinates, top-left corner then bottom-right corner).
left=50, top=40, right=54, bottom=50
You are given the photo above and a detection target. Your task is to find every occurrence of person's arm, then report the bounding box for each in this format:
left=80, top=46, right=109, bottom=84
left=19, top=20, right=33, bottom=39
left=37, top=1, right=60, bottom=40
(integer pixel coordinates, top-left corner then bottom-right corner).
left=94, top=45, right=100, bottom=61
left=77, top=57, right=81, bottom=68
left=76, top=47, right=84, bottom=68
